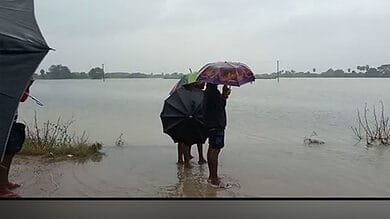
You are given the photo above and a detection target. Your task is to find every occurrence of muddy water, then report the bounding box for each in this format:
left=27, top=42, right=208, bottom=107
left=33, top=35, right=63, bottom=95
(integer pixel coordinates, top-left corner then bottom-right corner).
left=13, top=78, right=390, bottom=197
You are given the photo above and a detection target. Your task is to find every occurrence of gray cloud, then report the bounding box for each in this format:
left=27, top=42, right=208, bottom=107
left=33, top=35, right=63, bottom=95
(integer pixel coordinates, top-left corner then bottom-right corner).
left=35, top=0, right=390, bottom=73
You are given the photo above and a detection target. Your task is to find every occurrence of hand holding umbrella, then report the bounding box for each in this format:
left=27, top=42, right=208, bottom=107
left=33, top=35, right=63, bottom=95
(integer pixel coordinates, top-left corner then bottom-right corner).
left=222, top=85, right=231, bottom=99
left=21, top=80, right=44, bottom=106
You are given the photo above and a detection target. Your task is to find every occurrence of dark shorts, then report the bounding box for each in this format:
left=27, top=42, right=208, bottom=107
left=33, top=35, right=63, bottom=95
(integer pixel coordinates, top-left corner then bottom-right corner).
left=5, top=123, right=26, bottom=155
left=208, top=130, right=225, bottom=149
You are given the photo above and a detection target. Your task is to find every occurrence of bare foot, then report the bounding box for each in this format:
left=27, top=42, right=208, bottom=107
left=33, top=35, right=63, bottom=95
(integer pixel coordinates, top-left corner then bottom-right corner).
left=184, top=163, right=193, bottom=169
left=0, top=188, right=20, bottom=198
left=207, top=176, right=223, bottom=181
left=210, top=182, right=232, bottom=189
left=208, top=178, right=220, bottom=186
left=6, top=182, right=21, bottom=190
left=207, top=178, right=231, bottom=189
left=198, top=159, right=207, bottom=165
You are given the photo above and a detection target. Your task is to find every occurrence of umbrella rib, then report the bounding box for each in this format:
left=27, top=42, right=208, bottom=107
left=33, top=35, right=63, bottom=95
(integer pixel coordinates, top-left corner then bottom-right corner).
left=175, top=90, right=192, bottom=114
left=0, top=33, right=49, bottom=52
left=0, top=92, right=16, bottom=99
left=165, top=100, right=188, bottom=115
left=161, top=114, right=186, bottom=118
left=163, top=118, right=186, bottom=132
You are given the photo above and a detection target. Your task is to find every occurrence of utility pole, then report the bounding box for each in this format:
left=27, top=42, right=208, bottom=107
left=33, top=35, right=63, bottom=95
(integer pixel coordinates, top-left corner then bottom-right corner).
left=276, top=60, right=280, bottom=83
left=102, top=64, right=105, bottom=82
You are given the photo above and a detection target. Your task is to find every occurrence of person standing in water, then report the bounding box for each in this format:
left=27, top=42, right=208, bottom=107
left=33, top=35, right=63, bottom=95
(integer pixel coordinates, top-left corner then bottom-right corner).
left=177, top=81, right=207, bottom=168
left=178, top=142, right=207, bottom=167
left=204, top=83, right=231, bottom=187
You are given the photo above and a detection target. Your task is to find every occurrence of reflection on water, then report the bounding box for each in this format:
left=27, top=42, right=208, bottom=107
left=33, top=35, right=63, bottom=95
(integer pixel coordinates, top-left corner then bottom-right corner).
left=160, top=165, right=217, bottom=198
left=15, top=78, right=390, bottom=196
left=159, top=164, right=242, bottom=198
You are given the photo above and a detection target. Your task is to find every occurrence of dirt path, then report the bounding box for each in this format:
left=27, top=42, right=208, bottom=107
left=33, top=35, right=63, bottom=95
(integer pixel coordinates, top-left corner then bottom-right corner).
left=10, top=156, right=72, bottom=197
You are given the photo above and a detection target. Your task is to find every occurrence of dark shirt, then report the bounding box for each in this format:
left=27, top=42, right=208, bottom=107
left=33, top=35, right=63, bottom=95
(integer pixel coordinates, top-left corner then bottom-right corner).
left=204, top=85, right=227, bottom=131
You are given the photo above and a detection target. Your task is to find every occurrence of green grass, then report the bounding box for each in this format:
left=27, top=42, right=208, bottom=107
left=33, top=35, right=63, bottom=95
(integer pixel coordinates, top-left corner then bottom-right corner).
left=19, top=113, right=104, bottom=162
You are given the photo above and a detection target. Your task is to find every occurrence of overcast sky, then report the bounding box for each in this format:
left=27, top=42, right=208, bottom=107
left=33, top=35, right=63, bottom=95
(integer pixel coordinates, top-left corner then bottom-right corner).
left=35, top=0, right=390, bottom=74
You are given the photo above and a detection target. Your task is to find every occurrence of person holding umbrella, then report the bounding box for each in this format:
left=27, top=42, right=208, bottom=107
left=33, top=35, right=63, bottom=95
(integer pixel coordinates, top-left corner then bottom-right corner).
left=167, top=71, right=207, bottom=167
left=161, top=71, right=208, bottom=168
left=1, top=0, right=50, bottom=197
left=197, top=61, right=255, bottom=187
left=0, top=80, right=34, bottom=197
left=181, top=81, right=207, bottom=167
left=204, top=83, right=231, bottom=186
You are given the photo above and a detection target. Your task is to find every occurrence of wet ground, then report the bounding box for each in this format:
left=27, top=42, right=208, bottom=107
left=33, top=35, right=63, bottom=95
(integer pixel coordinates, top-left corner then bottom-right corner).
left=10, top=146, right=242, bottom=198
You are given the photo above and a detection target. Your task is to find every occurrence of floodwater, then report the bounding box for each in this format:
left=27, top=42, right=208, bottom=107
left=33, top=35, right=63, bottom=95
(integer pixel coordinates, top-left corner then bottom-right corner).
left=14, top=78, right=390, bottom=197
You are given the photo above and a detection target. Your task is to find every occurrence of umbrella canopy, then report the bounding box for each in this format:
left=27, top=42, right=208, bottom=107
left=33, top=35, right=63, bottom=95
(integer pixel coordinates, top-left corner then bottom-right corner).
left=196, top=61, right=255, bottom=86
left=169, top=71, right=198, bottom=95
left=0, top=0, right=50, bottom=162
left=160, top=87, right=207, bottom=145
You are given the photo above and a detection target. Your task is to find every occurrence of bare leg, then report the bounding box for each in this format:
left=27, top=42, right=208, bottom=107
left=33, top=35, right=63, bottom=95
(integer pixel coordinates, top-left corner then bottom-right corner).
left=207, top=147, right=221, bottom=185
left=6, top=155, right=13, bottom=179
left=177, top=143, right=184, bottom=165
left=2, top=155, right=20, bottom=190
left=189, top=145, right=194, bottom=160
left=0, top=155, right=12, bottom=185
left=0, top=158, right=20, bottom=197
left=197, top=144, right=207, bottom=165
left=182, top=143, right=192, bottom=169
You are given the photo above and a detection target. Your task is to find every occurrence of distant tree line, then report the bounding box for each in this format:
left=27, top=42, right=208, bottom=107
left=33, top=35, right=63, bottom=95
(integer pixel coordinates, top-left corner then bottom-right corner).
left=35, top=65, right=98, bottom=79
left=34, top=64, right=390, bottom=80
left=256, top=64, right=390, bottom=79
left=33, top=64, right=185, bottom=80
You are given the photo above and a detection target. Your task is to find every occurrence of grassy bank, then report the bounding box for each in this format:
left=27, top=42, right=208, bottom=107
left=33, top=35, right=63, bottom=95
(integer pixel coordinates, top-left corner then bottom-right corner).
left=19, top=114, right=104, bottom=162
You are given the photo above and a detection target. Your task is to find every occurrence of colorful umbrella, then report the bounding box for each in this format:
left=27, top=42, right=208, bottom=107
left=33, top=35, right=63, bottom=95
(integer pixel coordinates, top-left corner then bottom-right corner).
left=0, top=0, right=50, bottom=162
left=196, top=61, right=255, bottom=86
left=169, top=71, right=199, bottom=95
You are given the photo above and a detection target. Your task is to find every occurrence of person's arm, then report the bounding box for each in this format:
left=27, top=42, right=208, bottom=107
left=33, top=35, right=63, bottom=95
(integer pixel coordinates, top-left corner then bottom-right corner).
left=20, top=91, right=29, bottom=102
left=219, top=89, right=228, bottom=108
left=220, top=96, right=226, bottom=108
left=20, top=80, right=34, bottom=102
left=222, top=85, right=231, bottom=99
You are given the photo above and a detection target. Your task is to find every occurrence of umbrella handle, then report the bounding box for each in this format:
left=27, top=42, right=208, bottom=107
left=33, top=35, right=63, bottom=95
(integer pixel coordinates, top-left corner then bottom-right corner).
left=223, top=85, right=232, bottom=89
left=25, top=92, right=44, bottom=106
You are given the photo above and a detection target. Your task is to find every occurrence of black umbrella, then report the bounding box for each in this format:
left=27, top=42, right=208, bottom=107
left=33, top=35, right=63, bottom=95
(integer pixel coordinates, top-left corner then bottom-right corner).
left=160, top=87, right=207, bottom=145
left=169, top=71, right=199, bottom=95
left=0, top=0, right=50, bottom=162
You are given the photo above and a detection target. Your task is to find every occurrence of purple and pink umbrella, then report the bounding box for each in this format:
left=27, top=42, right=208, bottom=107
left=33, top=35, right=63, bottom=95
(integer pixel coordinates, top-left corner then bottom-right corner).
left=196, top=61, right=255, bottom=86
